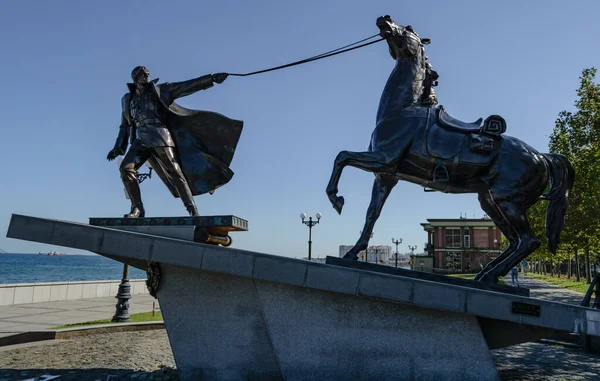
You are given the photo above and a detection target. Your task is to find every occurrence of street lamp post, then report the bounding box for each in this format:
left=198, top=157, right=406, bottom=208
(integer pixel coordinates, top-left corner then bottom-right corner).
left=112, top=261, right=131, bottom=322
left=301, top=213, right=322, bottom=261
left=111, top=159, right=153, bottom=323
left=392, top=237, right=403, bottom=268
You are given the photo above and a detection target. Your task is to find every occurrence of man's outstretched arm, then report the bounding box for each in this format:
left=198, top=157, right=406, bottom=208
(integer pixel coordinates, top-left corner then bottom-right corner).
left=161, top=73, right=229, bottom=103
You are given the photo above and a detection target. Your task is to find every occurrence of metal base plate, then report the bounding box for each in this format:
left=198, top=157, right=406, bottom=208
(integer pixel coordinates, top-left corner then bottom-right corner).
left=89, top=215, right=248, bottom=232
left=89, top=215, right=248, bottom=247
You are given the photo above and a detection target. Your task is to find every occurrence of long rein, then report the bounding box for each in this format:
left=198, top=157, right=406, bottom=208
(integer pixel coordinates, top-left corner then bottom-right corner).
left=226, top=33, right=385, bottom=77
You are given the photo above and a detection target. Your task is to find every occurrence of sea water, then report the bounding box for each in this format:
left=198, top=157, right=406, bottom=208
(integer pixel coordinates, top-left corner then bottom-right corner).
left=0, top=253, right=147, bottom=284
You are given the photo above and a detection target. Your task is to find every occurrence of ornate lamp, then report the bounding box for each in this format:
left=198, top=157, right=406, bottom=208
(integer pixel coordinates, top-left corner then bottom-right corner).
left=301, top=213, right=322, bottom=261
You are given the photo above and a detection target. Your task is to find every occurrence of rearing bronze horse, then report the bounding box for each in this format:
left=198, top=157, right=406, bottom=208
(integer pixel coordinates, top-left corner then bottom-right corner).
left=326, top=15, right=574, bottom=283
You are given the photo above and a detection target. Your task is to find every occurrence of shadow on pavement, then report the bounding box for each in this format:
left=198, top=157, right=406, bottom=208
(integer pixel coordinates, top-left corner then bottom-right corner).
left=0, top=367, right=179, bottom=381
left=492, top=342, right=600, bottom=381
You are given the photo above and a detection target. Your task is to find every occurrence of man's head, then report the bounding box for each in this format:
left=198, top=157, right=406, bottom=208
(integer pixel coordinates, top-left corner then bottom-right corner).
left=131, top=66, right=150, bottom=86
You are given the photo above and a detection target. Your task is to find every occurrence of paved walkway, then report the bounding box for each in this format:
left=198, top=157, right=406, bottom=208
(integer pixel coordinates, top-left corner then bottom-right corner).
left=505, top=273, right=585, bottom=305
left=490, top=274, right=600, bottom=380
left=0, top=294, right=158, bottom=339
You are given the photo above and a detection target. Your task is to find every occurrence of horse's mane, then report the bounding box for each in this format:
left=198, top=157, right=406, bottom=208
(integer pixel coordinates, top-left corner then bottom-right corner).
left=407, top=26, right=439, bottom=106
left=420, top=55, right=439, bottom=106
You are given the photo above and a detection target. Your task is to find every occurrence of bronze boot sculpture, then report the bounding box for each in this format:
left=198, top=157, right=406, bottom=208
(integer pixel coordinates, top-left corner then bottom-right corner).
left=107, top=66, right=243, bottom=217
left=122, top=173, right=145, bottom=218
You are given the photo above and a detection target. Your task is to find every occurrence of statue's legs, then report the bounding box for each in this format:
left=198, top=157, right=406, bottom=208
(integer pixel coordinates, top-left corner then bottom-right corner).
left=473, top=191, right=519, bottom=281
left=477, top=199, right=540, bottom=283
left=120, top=143, right=150, bottom=218
left=473, top=148, right=552, bottom=283
left=326, top=118, right=413, bottom=215
left=151, top=147, right=199, bottom=216
left=344, top=174, right=398, bottom=260
left=326, top=150, right=391, bottom=214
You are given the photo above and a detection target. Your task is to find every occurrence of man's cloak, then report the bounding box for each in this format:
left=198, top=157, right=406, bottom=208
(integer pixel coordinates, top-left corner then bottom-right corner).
left=117, top=78, right=243, bottom=198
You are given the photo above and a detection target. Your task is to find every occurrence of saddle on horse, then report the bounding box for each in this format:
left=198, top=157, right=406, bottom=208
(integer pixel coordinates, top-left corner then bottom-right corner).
left=437, top=105, right=506, bottom=136
left=423, top=106, right=507, bottom=183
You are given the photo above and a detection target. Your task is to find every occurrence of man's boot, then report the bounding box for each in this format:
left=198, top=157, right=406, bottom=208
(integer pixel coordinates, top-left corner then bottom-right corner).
left=123, top=181, right=145, bottom=218
left=186, top=204, right=199, bottom=217
left=175, top=182, right=198, bottom=217
left=126, top=203, right=145, bottom=218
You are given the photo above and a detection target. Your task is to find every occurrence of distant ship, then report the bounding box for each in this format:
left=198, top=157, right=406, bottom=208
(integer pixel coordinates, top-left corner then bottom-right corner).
left=38, top=251, right=67, bottom=256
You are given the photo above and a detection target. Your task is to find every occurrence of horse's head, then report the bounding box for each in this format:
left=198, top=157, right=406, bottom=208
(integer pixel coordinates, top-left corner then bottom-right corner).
left=376, top=15, right=430, bottom=60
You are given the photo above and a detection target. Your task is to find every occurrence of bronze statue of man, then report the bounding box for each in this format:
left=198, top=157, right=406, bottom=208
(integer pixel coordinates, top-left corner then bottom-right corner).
left=107, top=66, right=243, bottom=218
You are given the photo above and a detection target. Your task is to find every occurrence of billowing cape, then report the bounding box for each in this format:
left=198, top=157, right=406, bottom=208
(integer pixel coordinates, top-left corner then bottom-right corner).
left=125, top=80, right=243, bottom=198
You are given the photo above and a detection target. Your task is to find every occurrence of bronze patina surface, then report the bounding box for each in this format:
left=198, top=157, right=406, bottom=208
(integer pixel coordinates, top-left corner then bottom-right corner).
left=326, top=15, right=575, bottom=283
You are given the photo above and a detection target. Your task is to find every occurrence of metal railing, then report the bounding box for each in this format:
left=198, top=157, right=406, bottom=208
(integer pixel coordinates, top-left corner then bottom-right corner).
left=582, top=274, right=600, bottom=309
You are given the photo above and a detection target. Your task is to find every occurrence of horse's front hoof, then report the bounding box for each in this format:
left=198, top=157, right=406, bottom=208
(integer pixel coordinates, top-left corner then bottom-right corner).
left=332, top=196, right=345, bottom=215
left=343, top=251, right=358, bottom=260
left=478, top=273, right=499, bottom=284
left=474, top=264, right=492, bottom=281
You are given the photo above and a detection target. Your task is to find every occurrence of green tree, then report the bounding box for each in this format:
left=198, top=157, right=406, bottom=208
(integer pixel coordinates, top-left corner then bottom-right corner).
left=548, top=67, right=600, bottom=283
left=524, top=68, right=600, bottom=279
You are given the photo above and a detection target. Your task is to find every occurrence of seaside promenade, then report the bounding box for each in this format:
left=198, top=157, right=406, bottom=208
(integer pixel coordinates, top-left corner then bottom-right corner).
left=0, top=274, right=589, bottom=339
left=0, top=293, right=157, bottom=339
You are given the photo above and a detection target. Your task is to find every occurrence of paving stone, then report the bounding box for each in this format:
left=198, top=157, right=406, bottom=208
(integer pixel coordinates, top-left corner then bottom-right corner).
left=492, top=341, right=600, bottom=380
left=0, top=326, right=599, bottom=380
left=0, top=331, right=177, bottom=380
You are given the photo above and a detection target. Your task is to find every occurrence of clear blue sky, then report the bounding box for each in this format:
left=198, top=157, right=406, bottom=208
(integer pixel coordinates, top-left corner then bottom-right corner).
left=1, top=0, right=599, bottom=257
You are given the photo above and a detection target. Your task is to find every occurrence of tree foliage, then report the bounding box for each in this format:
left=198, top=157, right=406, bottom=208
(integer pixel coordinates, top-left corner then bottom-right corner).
left=527, top=68, right=600, bottom=272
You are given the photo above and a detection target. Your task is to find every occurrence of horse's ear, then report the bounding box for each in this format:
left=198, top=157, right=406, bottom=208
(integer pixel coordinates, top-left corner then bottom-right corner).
left=421, top=38, right=431, bottom=45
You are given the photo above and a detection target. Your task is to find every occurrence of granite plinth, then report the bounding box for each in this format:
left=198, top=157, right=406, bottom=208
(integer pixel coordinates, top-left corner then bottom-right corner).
left=326, top=256, right=530, bottom=297
left=158, top=264, right=500, bottom=381
left=7, top=214, right=600, bottom=380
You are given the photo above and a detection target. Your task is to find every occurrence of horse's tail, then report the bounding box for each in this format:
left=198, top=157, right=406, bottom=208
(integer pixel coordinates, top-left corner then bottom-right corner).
left=541, top=153, right=575, bottom=254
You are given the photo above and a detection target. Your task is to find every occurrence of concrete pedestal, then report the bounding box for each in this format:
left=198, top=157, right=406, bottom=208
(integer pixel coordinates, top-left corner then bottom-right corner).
left=159, top=264, right=499, bottom=381
left=7, top=214, right=600, bottom=381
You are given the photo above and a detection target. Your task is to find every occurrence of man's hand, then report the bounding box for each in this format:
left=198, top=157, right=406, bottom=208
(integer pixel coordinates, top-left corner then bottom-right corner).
left=212, top=73, right=229, bottom=84
left=106, top=148, right=121, bottom=161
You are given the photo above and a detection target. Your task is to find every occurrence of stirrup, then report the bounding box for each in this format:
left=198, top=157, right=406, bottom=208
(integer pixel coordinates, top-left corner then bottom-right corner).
left=433, top=163, right=449, bottom=183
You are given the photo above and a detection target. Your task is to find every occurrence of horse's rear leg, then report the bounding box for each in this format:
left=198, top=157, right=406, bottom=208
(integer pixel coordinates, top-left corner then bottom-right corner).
left=473, top=191, right=519, bottom=281
left=479, top=200, right=540, bottom=283
left=344, top=174, right=398, bottom=260
left=326, top=150, right=389, bottom=214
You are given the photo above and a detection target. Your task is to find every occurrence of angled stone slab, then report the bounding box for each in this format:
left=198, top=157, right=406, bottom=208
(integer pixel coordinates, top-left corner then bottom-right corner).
left=7, top=214, right=600, bottom=381
left=326, top=256, right=529, bottom=297
left=6, top=214, right=599, bottom=338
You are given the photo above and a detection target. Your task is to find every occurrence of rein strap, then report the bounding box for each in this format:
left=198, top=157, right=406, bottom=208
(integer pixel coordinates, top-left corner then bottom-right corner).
left=227, top=34, right=385, bottom=77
